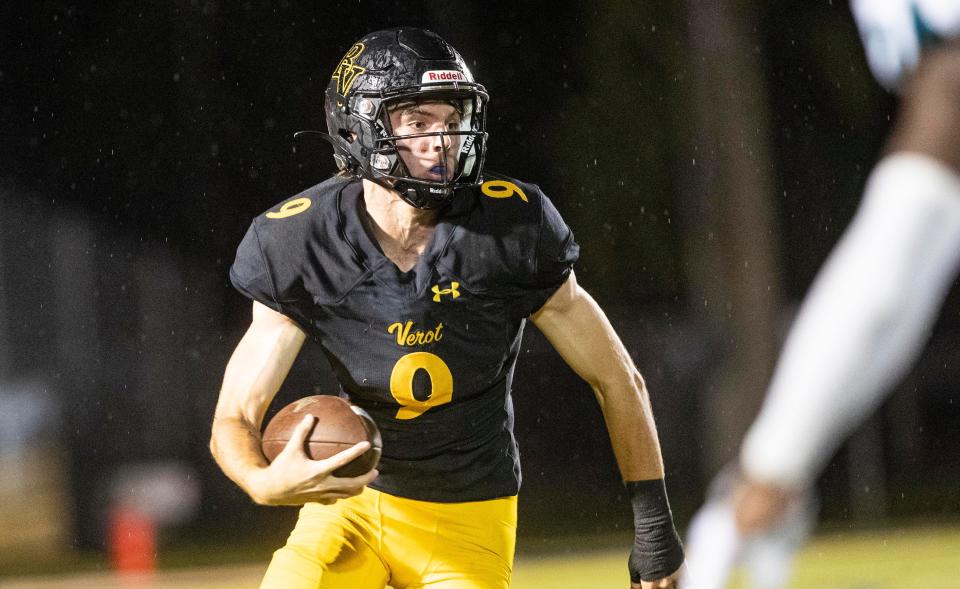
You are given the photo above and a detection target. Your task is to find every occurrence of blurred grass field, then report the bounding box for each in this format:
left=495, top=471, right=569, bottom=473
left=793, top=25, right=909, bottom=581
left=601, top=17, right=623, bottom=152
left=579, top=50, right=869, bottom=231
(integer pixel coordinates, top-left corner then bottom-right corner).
left=3, top=524, right=959, bottom=588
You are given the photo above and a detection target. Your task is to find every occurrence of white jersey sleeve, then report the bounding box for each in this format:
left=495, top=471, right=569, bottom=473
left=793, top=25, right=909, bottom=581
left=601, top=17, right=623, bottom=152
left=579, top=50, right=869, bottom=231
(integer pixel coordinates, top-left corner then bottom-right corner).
left=851, top=0, right=960, bottom=91
left=740, top=153, right=960, bottom=489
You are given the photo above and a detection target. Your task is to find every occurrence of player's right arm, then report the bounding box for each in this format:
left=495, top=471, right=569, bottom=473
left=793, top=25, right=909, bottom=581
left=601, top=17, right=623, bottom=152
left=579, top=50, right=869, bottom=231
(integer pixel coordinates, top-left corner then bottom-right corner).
left=210, top=301, right=378, bottom=506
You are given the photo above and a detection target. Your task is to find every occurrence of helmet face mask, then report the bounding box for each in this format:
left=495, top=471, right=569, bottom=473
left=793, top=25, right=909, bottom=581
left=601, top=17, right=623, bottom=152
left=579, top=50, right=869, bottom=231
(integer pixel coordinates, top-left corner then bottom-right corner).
left=323, top=28, right=489, bottom=209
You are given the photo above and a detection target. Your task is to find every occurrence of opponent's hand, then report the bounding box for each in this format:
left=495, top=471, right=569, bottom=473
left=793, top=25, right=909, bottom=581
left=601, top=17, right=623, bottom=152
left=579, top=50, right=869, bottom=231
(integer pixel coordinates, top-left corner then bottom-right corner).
left=732, top=478, right=792, bottom=535
left=632, top=564, right=683, bottom=588
left=249, top=415, right=379, bottom=506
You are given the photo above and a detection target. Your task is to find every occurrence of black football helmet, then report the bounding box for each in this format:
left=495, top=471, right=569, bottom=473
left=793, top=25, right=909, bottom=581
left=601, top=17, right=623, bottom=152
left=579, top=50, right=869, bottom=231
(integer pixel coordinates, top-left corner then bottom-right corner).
left=320, top=28, right=489, bottom=209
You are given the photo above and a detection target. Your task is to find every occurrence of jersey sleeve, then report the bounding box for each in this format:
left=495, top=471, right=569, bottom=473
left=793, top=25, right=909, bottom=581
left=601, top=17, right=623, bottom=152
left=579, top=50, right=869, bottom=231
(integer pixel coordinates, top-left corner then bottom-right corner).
left=229, top=216, right=313, bottom=327
left=516, top=188, right=580, bottom=316
left=230, top=221, right=276, bottom=306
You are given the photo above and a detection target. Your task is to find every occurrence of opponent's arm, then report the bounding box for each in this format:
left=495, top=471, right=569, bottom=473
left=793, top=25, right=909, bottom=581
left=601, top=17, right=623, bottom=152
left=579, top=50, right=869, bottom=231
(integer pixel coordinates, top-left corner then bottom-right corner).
left=737, top=154, right=960, bottom=522
left=531, top=271, right=683, bottom=588
left=741, top=154, right=960, bottom=491
left=210, top=301, right=377, bottom=506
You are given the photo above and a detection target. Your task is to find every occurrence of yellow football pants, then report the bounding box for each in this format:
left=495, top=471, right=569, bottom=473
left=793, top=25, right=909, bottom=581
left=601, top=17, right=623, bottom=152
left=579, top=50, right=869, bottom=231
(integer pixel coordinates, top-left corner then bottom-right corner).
left=260, top=487, right=517, bottom=589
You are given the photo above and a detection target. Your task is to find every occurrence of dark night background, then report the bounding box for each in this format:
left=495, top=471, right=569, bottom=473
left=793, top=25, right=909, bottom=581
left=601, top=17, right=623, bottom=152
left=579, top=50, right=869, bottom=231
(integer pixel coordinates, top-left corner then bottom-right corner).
left=2, top=0, right=958, bottom=574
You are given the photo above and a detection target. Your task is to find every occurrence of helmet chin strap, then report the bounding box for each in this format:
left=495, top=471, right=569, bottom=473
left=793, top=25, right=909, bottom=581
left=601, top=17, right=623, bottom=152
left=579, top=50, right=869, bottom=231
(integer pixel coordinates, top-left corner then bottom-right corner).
left=392, top=179, right=453, bottom=210
left=383, top=144, right=454, bottom=210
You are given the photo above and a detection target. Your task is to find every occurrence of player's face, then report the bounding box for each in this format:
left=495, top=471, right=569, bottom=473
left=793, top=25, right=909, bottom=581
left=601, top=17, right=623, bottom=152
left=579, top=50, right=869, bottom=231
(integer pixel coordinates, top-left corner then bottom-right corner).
left=389, top=101, right=462, bottom=182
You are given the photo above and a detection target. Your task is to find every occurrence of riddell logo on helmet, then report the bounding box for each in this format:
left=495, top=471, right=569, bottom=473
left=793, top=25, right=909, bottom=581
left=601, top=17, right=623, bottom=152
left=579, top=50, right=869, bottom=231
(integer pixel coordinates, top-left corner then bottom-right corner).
left=422, top=70, right=466, bottom=83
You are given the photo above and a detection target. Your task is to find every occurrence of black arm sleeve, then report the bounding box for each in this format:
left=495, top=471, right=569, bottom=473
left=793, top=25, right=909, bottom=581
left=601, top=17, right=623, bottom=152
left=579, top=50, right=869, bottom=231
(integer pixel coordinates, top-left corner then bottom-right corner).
left=625, top=479, right=685, bottom=582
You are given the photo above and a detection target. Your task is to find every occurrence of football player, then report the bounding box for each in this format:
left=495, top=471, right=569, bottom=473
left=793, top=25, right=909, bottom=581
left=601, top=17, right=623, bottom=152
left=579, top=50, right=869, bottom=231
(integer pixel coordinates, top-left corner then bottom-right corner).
left=210, top=28, right=684, bottom=589
left=684, top=1, right=960, bottom=587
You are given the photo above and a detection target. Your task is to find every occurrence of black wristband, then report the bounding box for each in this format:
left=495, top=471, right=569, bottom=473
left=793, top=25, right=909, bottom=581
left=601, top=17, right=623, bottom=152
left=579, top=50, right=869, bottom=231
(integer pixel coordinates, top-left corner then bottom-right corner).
left=625, top=478, right=685, bottom=583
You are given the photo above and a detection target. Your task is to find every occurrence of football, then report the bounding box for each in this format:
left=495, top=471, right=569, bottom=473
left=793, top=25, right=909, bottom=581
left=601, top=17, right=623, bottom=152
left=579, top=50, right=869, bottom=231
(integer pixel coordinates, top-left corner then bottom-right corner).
left=261, top=395, right=382, bottom=477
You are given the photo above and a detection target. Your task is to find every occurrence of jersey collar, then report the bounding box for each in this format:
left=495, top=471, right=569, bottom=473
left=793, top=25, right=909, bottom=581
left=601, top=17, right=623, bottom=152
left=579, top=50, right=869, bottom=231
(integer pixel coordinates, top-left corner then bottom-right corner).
left=337, top=179, right=471, bottom=299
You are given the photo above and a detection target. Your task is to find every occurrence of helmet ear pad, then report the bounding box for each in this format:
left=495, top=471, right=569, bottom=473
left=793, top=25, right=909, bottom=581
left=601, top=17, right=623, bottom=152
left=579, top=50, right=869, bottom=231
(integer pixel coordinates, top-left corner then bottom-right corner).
left=343, top=97, right=404, bottom=179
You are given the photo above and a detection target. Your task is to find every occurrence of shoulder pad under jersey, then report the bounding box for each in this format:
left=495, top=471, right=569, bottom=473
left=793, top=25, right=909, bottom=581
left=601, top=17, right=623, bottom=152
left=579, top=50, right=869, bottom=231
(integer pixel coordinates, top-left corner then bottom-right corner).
left=439, top=172, right=579, bottom=316
left=229, top=176, right=365, bottom=319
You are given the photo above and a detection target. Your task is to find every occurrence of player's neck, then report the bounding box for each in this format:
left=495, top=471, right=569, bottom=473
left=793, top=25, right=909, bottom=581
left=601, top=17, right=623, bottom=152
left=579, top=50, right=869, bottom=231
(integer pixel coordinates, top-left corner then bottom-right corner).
left=362, top=179, right=439, bottom=267
left=362, top=179, right=439, bottom=235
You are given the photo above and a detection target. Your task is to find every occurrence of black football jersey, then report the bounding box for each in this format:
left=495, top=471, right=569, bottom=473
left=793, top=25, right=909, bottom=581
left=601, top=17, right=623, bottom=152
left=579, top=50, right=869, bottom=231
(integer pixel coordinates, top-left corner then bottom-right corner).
left=230, top=173, right=579, bottom=502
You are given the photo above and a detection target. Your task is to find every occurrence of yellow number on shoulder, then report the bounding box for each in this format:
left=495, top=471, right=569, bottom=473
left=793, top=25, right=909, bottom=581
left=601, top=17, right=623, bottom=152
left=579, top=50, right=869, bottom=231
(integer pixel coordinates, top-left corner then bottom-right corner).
left=265, top=197, right=311, bottom=219
left=481, top=180, right=528, bottom=202
left=389, top=351, right=453, bottom=420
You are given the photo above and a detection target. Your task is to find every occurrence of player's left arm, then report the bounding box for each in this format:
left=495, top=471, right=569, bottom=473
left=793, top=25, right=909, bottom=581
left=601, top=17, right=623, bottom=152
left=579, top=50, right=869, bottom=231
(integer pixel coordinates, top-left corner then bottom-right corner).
left=531, top=271, right=663, bottom=479
left=531, top=270, right=684, bottom=589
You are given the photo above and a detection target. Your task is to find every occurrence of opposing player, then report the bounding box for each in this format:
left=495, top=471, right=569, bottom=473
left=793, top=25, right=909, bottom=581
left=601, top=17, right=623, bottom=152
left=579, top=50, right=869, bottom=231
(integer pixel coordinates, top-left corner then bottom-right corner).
left=209, top=28, right=684, bottom=588
left=684, top=1, right=960, bottom=587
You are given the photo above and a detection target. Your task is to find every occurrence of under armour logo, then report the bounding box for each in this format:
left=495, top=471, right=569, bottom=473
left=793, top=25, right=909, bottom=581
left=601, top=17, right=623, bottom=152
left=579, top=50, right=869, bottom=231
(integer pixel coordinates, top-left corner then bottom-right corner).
left=431, top=282, right=460, bottom=302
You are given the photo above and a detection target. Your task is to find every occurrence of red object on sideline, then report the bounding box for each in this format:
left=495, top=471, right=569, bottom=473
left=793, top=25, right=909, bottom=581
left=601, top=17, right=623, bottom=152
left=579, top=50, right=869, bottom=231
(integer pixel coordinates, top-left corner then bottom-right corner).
left=108, top=505, right=157, bottom=573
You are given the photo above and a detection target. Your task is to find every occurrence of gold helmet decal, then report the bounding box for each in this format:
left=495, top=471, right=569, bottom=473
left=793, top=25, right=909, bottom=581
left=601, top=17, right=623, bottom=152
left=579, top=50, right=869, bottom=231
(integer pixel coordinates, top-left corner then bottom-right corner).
left=332, top=42, right=366, bottom=96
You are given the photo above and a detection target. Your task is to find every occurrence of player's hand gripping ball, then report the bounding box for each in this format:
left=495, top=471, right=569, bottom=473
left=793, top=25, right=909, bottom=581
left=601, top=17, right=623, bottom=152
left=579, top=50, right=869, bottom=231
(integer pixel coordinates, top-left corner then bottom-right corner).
left=262, top=395, right=382, bottom=477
